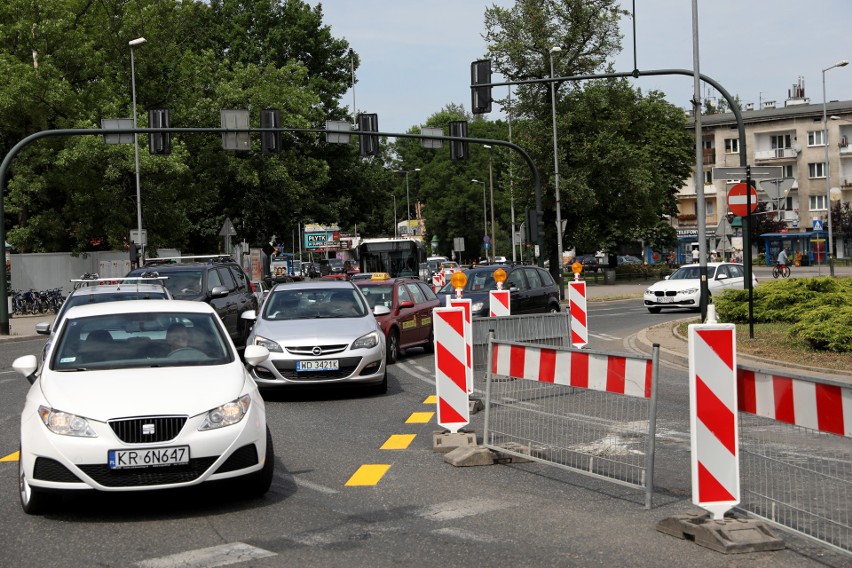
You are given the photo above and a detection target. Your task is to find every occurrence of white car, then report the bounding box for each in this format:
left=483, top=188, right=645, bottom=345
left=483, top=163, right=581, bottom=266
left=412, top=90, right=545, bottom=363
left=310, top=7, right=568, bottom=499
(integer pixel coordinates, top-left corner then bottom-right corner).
left=14, top=300, right=272, bottom=515
left=643, top=262, right=757, bottom=313
left=243, top=281, right=387, bottom=393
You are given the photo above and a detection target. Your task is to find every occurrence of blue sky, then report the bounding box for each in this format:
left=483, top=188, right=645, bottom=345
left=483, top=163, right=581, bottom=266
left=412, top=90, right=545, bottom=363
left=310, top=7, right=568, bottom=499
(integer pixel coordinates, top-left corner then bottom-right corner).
left=313, top=0, right=852, bottom=134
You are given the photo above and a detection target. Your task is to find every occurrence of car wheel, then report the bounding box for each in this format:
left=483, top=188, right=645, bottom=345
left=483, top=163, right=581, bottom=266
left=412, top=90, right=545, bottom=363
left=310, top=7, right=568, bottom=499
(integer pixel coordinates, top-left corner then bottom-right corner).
left=549, top=303, right=560, bottom=313
left=245, top=427, right=274, bottom=498
left=424, top=330, right=435, bottom=353
left=386, top=329, right=400, bottom=364
left=19, top=454, right=50, bottom=515
left=647, top=307, right=662, bottom=314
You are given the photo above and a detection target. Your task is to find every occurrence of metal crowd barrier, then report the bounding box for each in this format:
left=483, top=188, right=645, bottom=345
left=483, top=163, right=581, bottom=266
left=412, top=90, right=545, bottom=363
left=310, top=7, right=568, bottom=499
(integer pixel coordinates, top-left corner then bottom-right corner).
left=483, top=337, right=660, bottom=509
left=735, top=365, right=851, bottom=554
left=471, top=313, right=570, bottom=389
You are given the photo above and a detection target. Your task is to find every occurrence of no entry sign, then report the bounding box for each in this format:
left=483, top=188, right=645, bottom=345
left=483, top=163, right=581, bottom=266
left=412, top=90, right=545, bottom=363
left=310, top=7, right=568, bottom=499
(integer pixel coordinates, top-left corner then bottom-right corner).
left=727, top=183, right=758, bottom=217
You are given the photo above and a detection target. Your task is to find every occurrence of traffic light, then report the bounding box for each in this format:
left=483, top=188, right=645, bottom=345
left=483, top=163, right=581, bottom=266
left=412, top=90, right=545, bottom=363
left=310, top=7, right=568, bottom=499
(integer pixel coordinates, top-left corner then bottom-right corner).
left=449, top=120, right=468, bottom=161
left=357, top=113, right=379, bottom=157
left=260, top=108, right=281, bottom=154
left=471, top=59, right=492, bottom=115
left=148, top=109, right=171, bottom=155
left=524, top=208, right=541, bottom=244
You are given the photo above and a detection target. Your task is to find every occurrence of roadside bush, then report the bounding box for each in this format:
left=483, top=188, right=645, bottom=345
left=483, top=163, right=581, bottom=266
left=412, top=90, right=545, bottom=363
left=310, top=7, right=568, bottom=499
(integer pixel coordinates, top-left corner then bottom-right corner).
left=714, top=277, right=852, bottom=352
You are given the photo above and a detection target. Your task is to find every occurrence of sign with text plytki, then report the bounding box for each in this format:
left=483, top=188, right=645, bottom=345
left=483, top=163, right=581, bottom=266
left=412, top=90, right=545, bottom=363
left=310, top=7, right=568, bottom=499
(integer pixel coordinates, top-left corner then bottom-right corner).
left=447, top=297, right=473, bottom=394
left=688, top=324, right=739, bottom=520
left=489, top=290, right=510, bottom=317
left=433, top=307, right=470, bottom=432
left=737, top=369, right=851, bottom=438
left=568, top=281, right=587, bottom=349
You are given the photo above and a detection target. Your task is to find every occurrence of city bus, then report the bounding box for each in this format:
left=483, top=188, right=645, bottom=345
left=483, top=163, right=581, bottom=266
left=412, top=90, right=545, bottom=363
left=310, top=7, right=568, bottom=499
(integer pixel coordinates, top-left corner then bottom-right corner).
left=357, top=237, right=426, bottom=278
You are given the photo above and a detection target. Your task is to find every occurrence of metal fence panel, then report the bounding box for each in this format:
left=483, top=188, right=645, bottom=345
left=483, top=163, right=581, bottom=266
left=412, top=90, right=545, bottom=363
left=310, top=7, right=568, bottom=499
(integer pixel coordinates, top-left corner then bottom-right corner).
left=483, top=338, right=659, bottom=508
left=736, top=365, right=852, bottom=554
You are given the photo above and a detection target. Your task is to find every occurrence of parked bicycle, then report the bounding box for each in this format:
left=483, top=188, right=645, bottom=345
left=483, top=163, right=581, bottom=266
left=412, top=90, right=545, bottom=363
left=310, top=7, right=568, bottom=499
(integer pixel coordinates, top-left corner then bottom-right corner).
left=772, top=263, right=791, bottom=279
left=9, top=288, right=65, bottom=316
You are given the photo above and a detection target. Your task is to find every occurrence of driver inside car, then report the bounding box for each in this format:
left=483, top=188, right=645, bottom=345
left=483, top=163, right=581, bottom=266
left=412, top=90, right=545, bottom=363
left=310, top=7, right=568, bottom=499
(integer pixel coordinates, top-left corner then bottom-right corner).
left=166, top=323, right=189, bottom=353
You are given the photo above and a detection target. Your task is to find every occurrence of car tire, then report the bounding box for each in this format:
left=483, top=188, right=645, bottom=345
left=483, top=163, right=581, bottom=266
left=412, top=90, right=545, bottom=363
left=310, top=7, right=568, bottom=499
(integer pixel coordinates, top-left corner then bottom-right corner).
left=386, top=329, right=400, bottom=364
left=549, top=303, right=560, bottom=313
left=424, top=330, right=435, bottom=353
left=245, top=427, right=274, bottom=498
left=19, top=453, right=51, bottom=515
left=647, top=307, right=662, bottom=314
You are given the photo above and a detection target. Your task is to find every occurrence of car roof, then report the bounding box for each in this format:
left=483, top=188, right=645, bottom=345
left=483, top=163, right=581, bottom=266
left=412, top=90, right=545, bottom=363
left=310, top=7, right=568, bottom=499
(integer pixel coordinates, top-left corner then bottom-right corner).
left=353, top=277, right=418, bottom=287
left=68, top=283, right=170, bottom=297
left=62, top=299, right=216, bottom=320
left=270, top=280, right=355, bottom=292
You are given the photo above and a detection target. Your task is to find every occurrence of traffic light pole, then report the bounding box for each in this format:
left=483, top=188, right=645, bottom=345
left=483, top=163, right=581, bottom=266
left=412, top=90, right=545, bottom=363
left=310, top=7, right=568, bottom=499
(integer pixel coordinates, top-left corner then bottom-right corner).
left=0, top=126, right=543, bottom=335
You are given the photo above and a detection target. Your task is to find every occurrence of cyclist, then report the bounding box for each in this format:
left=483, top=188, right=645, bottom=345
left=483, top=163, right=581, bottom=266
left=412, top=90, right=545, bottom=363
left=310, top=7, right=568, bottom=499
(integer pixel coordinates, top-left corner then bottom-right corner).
left=773, top=247, right=791, bottom=278
left=777, top=247, right=788, bottom=269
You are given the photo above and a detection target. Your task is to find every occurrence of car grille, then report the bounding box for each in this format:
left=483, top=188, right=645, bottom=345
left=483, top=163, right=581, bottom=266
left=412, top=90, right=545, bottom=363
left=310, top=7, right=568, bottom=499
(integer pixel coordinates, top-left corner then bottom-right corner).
left=78, top=457, right=218, bottom=487
left=286, top=344, right=348, bottom=356
left=273, top=356, right=362, bottom=380
left=651, top=290, right=678, bottom=297
left=109, top=416, right=187, bottom=444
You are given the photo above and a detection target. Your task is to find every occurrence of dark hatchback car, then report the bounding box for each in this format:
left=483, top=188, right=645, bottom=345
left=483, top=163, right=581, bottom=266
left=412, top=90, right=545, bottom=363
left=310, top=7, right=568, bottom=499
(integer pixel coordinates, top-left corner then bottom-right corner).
left=575, top=254, right=602, bottom=273
left=353, top=274, right=440, bottom=363
left=436, top=265, right=560, bottom=318
left=126, top=255, right=258, bottom=347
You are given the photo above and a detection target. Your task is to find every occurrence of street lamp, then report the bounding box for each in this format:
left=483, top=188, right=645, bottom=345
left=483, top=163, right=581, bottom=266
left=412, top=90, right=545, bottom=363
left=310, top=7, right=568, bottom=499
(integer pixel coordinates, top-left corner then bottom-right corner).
left=549, top=46, right=564, bottom=298
left=396, top=168, right=420, bottom=236
left=822, top=59, right=848, bottom=276
left=472, top=179, right=487, bottom=260
left=129, top=37, right=147, bottom=259
left=484, top=145, right=496, bottom=263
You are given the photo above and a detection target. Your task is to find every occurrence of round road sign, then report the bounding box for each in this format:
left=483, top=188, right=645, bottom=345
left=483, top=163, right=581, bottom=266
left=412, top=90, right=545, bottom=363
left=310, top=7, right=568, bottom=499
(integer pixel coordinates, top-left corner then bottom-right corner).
left=727, top=183, right=758, bottom=217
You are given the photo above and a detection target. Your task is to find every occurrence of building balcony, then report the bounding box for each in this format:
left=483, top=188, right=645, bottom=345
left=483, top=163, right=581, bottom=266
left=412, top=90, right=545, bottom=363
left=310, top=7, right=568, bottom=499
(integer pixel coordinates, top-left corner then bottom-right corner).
left=703, top=148, right=715, bottom=165
left=839, top=143, right=852, bottom=156
left=754, top=148, right=797, bottom=161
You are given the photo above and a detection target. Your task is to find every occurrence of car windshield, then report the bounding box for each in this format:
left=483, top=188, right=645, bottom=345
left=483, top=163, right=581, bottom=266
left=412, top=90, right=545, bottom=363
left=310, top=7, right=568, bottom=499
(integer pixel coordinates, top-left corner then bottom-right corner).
left=670, top=266, right=717, bottom=280
left=262, top=288, right=368, bottom=320
left=51, top=312, right=232, bottom=371
left=355, top=284, right=394, bottom=309
left=130, top=269, right=204, bottom=300
left=439, top=269, right=501, bottom=293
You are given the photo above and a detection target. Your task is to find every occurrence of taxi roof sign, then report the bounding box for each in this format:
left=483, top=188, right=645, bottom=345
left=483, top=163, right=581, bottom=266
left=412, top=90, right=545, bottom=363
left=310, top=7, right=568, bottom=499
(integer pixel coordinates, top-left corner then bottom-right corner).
left=371, top=272, right=391, bottom=280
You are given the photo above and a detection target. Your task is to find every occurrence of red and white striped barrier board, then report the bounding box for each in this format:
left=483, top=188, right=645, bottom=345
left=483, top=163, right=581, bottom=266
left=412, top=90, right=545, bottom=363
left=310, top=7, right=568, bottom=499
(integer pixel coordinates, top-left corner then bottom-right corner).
left=688, top=324, right=739, bottom=520
left=738, top=369, right=852, bottom=438
left=568, top=281, right=587, bottom=349
left=432, top=271, right=445, bottom=291
left=447, top=297, right=474, bottom=394
left=490, top=342, right=652, bottom=398
left=433, top=307, right=470, bottom=432
left=489, top=290, right=510, bottom=317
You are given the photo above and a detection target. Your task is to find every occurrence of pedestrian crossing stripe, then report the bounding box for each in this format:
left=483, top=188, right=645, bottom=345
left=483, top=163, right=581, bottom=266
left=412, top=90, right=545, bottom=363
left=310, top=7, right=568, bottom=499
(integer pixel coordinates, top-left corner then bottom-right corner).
left=406, top=411, right=434, bottom=423
left=0, top=451, right=19, bottom=462
left=345, top=464, right=391, bottom=486
left=381, top=434, right=416, bottom=450
left=423, top=395, right=436, bottom=404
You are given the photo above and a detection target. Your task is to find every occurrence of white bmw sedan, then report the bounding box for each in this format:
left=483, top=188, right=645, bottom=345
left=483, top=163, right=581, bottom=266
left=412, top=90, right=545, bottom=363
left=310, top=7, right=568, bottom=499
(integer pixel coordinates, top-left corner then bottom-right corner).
left=244, top=281, right=387, bottom=394
left=643, top=262, right=757, bottom=313
left=14, top=300, right=272, bottom=515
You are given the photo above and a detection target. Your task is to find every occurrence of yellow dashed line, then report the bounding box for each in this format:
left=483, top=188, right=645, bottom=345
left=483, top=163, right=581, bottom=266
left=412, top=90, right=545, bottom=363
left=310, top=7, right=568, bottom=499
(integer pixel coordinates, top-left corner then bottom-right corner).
left=345, top=464, right=391, bottom=486
left=0, top=451, right=19, bottom=462
left=381, top=434, right=416, bottom=450
left=423, top=395, right=436, bottom=405
left=406, top=411, right=434, bottom=424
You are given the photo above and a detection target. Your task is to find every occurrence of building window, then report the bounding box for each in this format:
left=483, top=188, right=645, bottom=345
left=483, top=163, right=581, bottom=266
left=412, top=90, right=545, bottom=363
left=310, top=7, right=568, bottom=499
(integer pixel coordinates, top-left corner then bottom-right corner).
left=724, top=138, right=739, bottom=154
left=706, top=201, right=715, bottom=216
left=783, top=165, right=794, bottom=178
left=807, top=130, right=826, bottom=146
left=770, top=134, right=791, bottom=149
left=810, top=194, right=827, bottom=211
left=808, top=162, right=827, bottom=179
left=704, top=170, right=712, bottom=185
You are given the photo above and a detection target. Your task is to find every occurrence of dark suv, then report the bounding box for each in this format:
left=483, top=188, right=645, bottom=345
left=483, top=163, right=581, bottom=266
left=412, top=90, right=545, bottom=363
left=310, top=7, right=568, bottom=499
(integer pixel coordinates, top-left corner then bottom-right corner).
left=126, top=255, right=258, bottom=346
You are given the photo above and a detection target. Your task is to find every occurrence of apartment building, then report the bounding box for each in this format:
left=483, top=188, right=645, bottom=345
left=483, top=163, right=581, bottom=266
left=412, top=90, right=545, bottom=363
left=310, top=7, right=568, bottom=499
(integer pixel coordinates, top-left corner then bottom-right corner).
left=677, top=84, right=852, bottom=265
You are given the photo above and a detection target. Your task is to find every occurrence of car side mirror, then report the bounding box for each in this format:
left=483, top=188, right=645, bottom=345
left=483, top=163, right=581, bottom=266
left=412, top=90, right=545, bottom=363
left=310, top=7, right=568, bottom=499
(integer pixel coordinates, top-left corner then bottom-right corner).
left=209, top=285, right=229, bottom=299
left=398, top=300, right=414, bottom=309
left=717, top=274, right=728, bottom=280
left=373, top=305, right=391, bottom=316
left=241, top=310, right=257, bottom=321
left=243, top=344, right=270, bottom=367
left=35, top=321, right=51, bottom=335
left=13, top=355, right=39, bottom=385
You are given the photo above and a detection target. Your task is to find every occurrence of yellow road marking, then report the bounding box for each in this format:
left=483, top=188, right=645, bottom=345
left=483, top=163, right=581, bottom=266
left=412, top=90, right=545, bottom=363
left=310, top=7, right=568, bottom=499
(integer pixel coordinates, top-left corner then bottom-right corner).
left=0, top=451, right=19, bottom=462
left=381, top=434, right=416, bottom=450
left=345, top=464, right=391, bottom=486
left=406, top=411, right=434, bottom=423
left=423, top=395, right=436, bottom=405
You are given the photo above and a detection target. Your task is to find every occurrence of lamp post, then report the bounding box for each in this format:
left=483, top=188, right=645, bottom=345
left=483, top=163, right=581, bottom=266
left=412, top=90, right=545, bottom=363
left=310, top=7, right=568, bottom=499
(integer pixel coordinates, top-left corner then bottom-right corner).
left=129, top=37, right=147, bottom=259
left=396, top=168, right=420, bottom=236
left=472, top=179, right=487, bottom=261
left=822, top=59, right=848, bottom=277
left=484, top=145, right=496, bottom=263
left=549, top=46, right=564, bottom=298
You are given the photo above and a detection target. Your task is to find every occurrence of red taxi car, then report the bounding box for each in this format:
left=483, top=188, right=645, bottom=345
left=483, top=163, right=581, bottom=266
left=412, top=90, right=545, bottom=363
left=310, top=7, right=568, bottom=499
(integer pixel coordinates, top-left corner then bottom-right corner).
left=353, top=273, right=440, bottom=363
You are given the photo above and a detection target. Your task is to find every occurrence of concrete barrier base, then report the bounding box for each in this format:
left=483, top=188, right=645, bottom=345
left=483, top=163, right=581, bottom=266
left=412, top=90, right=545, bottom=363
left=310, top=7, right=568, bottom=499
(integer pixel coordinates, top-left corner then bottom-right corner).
left=656, top=512, right=784, bottom=554
left=469, top=397, right=484, bottom=414
left=432, top=430, right=477, bottom=454
left=443, top=445, right=495, bottom=467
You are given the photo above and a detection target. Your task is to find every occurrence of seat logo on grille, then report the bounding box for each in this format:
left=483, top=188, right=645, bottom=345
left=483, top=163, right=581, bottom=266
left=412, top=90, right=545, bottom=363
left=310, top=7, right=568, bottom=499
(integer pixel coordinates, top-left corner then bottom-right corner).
left=142, top=423, right=156, bottom=435
left=312, top=346, right=322, bottom=356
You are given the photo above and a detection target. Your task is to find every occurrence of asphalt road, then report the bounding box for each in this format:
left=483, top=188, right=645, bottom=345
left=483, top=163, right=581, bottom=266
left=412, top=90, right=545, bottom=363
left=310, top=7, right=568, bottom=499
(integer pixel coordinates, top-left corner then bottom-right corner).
left=0, top=306, right=848, bottom=567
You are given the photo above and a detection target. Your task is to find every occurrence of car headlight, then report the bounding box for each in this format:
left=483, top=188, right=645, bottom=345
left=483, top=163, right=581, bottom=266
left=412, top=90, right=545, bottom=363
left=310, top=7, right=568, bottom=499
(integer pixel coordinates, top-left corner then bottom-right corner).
left=38, top=405, right=97, bottom=437
left=471, top=301, right=485, bottom=312
left=352, top=330, right=379, bottom=350
left=680, top=288, right=699, bottom=295
left=254, top=335, right=282, bottom=352
left=199, top=394, right=251, bottom=431
left=644, top=289, right=654, bottom=296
